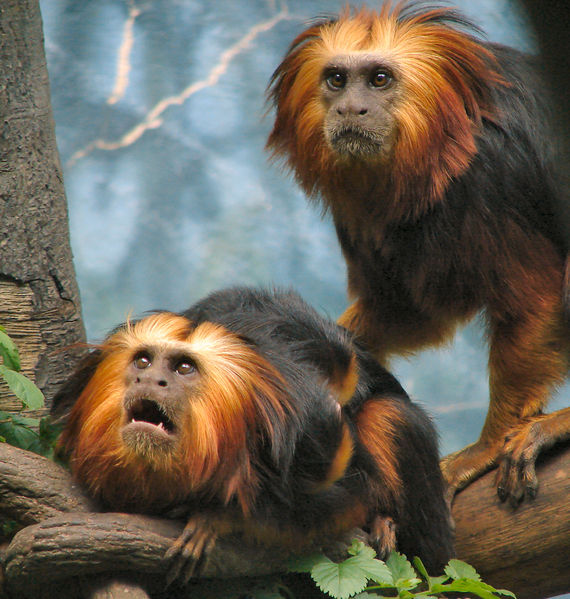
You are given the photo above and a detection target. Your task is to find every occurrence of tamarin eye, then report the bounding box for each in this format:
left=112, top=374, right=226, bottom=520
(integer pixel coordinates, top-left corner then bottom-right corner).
left=174, top=359, right=196, bottom=376
left=326, top=71, right=346, bottom=89
left=133, top=353, right=152, bottom=369
left=370, top=70, right=391, bottom=88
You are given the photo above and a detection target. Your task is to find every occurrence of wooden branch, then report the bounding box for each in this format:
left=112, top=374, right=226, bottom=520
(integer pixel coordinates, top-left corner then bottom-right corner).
left=0, top=443, right=96, bottom=525
left=453, top=443, right=570, bottom=599
left=3, top=513, right=291, bottom=598
left=0, top=444, right=291, bottom=599
left=0, top=442, right=568, bottom=599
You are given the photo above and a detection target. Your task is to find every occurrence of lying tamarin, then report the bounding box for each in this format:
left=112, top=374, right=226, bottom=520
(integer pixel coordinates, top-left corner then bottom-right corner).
left=52, top=287, right=453, bottom=583
left=266, top=3, right=570, bottom=503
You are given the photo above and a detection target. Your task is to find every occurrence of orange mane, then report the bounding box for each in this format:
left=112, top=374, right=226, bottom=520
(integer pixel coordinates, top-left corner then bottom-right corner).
left=267, top=3, right=503, bottom=221
left=61, top=313, right=293, bottom=515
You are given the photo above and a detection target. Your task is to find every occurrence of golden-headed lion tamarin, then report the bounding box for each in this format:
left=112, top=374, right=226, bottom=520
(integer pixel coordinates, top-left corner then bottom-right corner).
left=52, top=287, right=453, bottom=583
left=266, top=3, right=570, bottom=504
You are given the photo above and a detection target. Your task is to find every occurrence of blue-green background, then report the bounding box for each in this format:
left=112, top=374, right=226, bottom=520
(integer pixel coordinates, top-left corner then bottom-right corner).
left=41, top=0, right=568, bottom=456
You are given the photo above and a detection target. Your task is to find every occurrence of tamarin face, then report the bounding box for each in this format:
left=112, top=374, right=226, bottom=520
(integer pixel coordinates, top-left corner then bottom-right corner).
left=121, top=344, right=199, bottom=458
left=320, top=54, right=399, bottom=160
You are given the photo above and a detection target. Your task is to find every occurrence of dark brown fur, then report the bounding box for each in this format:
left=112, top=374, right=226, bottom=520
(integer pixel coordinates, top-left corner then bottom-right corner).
left=53, top=287, right=453, bottom=582
left=266, top=3, right=570, bottom=502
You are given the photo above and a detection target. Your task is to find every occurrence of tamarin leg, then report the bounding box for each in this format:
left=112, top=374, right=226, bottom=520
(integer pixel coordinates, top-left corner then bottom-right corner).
left=339, top=299, right=463, bottom=365
left=442, top=278, right=568, bottom=501
left=367, top=515, right=397, bottom=560
left=355, top=395, right=453, bottom=572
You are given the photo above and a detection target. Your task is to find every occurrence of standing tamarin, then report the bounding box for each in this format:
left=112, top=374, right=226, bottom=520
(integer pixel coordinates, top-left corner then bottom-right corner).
left=266, top=3, right=570, bottom=503
left=52, top=287, right=453, bottom=583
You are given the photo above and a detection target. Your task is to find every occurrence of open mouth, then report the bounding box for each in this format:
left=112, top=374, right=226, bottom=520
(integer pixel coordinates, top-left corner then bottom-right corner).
left=125, top=398, right=176, bottom=435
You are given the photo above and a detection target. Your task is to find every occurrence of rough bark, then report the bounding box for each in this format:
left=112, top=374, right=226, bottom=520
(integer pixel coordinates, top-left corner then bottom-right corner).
left=0, top=0, right=85, bottom=414
left=0, top=443, right=96, bottom=525
left=453, top=444, right=570, bottom=599
left=0, top=442, right=568, bottom=599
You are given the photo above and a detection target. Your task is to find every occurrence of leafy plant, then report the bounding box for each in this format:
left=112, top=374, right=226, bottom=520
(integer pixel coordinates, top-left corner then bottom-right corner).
left=290, top=540, right=516, bottom=599
left=0, top=326, right=59, bottom=457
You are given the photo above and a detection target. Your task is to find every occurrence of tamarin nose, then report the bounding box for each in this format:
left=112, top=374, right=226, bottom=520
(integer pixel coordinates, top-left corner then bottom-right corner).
left=135, top=374, right=168, bottom=387
left=336, top=105, right=368, bottom=116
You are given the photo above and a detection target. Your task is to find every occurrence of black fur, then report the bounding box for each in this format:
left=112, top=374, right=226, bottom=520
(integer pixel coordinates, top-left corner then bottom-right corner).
left=53, top=286, right=453, bottom=573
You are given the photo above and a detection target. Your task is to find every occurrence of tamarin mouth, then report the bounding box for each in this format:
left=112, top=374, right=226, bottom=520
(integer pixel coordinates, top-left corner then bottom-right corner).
left=125, top=398, right=176, bottom=435
left=329, top=126, right=384, bottom=157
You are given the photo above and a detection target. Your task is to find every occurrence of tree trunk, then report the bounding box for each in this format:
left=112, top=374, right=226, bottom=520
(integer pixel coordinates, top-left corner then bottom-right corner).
left=0, top=2, right=568, bottom=599
left=0, top=441, right=568, bottom=599
left=0, top=0, right=85, bottom=415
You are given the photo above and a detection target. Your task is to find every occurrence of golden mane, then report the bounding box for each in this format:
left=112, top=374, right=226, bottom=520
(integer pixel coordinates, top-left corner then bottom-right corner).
left=61, top=313, right=293, bottom=515
left=267, top=3, right=503, bottom=219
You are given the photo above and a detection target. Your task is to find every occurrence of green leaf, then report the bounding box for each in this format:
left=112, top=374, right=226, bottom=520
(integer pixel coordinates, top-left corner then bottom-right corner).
left=426, top=575, right=448, bottom=586
left=26, top=418, right=58, bottom=458
left=288, top=552, right=329, bottom=573
left=413, top=556, right=448, bottom=589
left=311, top=555, right=369, bottom=599
left=347, top=555, right=393, bottom=586
left=0, top=421, right=39, bottom=451
left=386, top=553, right=416, bottom=581
left=348, top=540, right=376, bottom=558
left=5, top=412, right=40, bottom=428
left=0, top=366, right=44, bottom=409
left=343, top=540, right=393, bottom=586
left=386, top=552, right=420, bottom=591
left=495, top=589, right=517, bottom=598
left=39, top=416, right=64, bottom=448
left=0, top=330, right=20, bottom=371
left=397, top=580, right=423, bottom=593
left=412, top=557, right=430, bottom=582
left=432, top=579, right=514, bottom=599
left=444, top=559, right=481, bottom=582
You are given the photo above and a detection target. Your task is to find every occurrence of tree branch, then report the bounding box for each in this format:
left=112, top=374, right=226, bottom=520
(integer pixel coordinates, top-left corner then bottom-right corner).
left=4, top=512, right=291, bottom=598
left=0, top=442, right=568, bottom=599
left=0, top=444, right=96, bottom=525
left=453, top=443, right=570, bottom=599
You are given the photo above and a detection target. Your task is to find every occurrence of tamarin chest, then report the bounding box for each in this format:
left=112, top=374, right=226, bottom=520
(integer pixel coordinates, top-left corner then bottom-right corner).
left=339, top=220, right=485, bottom=314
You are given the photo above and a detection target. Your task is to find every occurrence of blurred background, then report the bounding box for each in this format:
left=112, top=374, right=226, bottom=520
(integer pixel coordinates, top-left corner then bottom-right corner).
left=40, top=0, right=568, bottom=456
